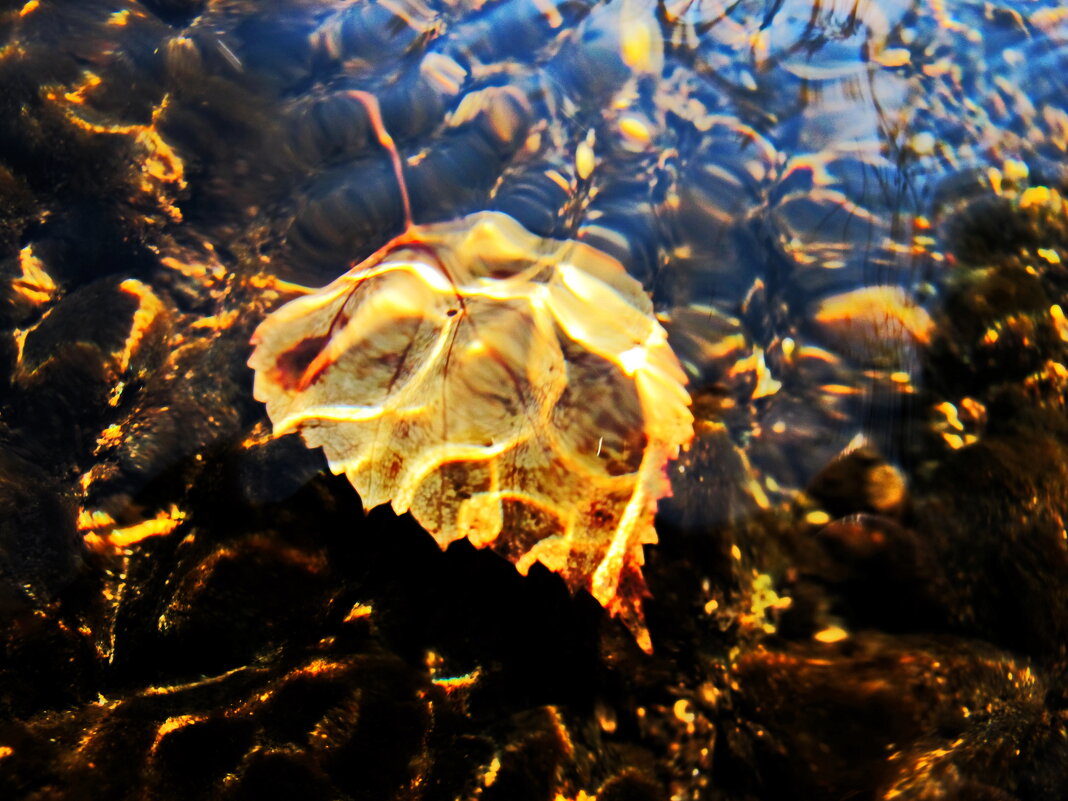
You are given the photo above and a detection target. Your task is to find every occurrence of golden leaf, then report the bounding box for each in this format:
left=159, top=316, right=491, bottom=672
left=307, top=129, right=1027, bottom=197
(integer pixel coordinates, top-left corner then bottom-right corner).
left=248, top=211, right=693, bottom=652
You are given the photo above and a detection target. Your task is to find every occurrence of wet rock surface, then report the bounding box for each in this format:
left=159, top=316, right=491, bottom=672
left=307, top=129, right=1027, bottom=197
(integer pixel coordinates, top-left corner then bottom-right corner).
left=1, top=0, right=1068, bottom=799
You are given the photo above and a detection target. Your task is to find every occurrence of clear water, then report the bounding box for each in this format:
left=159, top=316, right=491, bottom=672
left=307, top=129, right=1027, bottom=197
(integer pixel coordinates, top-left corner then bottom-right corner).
left=2, top=1, right=1068, bottom=798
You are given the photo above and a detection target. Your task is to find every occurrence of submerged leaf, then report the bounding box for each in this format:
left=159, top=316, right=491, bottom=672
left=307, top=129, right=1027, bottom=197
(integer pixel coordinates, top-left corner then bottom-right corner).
left=249, top=211, right=693, bottom=651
